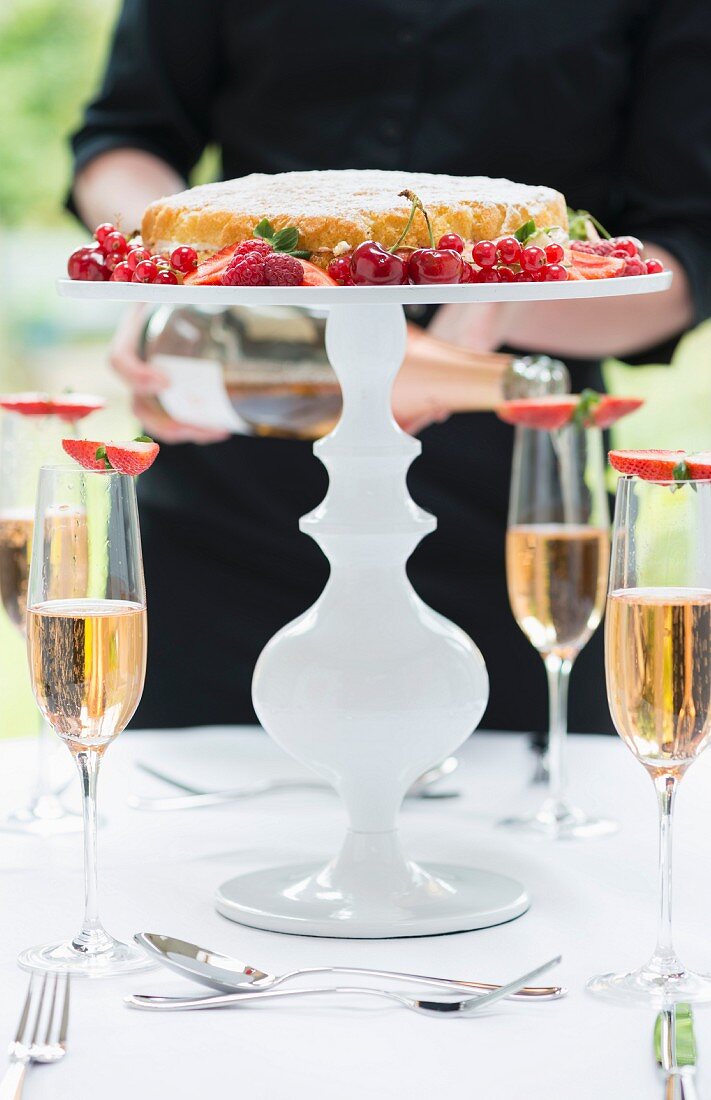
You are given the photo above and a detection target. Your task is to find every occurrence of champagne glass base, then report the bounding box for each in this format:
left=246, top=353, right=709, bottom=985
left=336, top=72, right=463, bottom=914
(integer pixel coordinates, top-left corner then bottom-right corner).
left=587, top=965, right=711, bottom=1006
left=3, top=793, right=82, bottom=836
left=500, top=798, right=618, bottom=839
left=18, top=937, right=154, bottom=978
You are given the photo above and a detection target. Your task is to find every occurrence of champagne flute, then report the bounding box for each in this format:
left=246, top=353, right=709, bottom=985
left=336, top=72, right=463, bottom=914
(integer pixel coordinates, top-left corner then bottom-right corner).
left=0, top=410, right=81, bottom=832
left=588, top=475, right=711, bottom=1003
left=502, top=421, right=616, bottom=838
left=18, top=465, right=151, bottom=976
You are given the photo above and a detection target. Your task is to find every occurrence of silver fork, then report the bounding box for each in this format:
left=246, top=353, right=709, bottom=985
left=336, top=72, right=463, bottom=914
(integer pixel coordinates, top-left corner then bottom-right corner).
left=126, top=955, right=561, bottom=1017
left=0, top=975, right=70, bottom=1100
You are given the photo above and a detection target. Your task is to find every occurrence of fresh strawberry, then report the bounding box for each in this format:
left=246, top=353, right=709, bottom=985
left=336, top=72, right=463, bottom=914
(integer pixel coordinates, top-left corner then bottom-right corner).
left=0, top=393, right=54, bottom=416
left=62, top=438, right=108, bottom=471
left=590, top=396, right=644, bottom=428
left=298, top=260, right=338, bottom=287
left=496, top=396, right=578, bottom=430
left=104, top=439, right=159, bottom=475
left=497, top=391, right=643, bottom=431
left=685, top=452, right=711, bottom=480
left=184, top=243, right=239, bottom=285
left=608, top=449, right=688, bottom=480
left=564, top=249, right=626, bottom=279
left=51, top=394, right=105, bottom=421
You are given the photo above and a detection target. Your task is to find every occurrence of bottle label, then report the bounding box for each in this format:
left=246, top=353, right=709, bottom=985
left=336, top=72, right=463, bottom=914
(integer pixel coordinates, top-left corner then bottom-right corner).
left=153, top=355, right=246, bottom=433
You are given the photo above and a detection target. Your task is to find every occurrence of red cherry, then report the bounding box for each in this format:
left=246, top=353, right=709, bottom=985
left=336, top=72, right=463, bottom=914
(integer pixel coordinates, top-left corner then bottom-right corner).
left=496, top=238, right=521, bottom=266
left=350, top=241, right=408, bottom=286
left=110, top=261, right=132, bottom=282
left=170, top=246, right=198, bottom=274
left=67, top=247, right=107, bottom=281
left=154, top=269, right=179, bottom=284
left=476, top=267, right=500, bottom=283
left=132, top=259, right=158, bottom=283
left=94, top=223, right=116, bottom=246
left=437, top=233, right=464, bottom=254
left=327, top=256, right=353, bottom=284
left=472, top=240, right=497, bottom=268
left=622, top=257, right=646, bottom=277
left=126, top=247, right=151, bottom=271
left=408, top=248, right=464, bottom=285
left=497, top=266, right=516, bottom=282
left=645, top=258, right=664, bottom=275
left=544, top=242, right=564, bottom=264
left=101, top=231, right=128, bottom=256
left=520, top=245, right=546, bottom=272
left=612, top=237, right=639, bottom=258
left=543, top=263, right=568, bottom=281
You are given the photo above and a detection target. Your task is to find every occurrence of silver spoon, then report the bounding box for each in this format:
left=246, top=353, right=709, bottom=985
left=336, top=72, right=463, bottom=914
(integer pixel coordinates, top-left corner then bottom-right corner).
left=134, top=933, right=566, bottom=1001
left=126, top=956, right=561, bottom=1017
left=128, top=756, right=460, bottom=810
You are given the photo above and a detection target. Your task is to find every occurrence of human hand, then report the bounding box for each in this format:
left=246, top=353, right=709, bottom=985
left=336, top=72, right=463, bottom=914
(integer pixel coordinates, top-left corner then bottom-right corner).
left=109, top=306, right=230, bottom=445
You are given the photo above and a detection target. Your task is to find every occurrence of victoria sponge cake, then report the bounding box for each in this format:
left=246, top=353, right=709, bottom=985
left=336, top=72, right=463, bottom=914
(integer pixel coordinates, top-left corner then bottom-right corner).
left=142, top=170, right=567, bottom=263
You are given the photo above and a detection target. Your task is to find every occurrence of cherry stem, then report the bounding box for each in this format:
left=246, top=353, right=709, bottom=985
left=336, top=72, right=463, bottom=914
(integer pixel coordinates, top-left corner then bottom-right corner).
left=393, top=190, right=435, bottom=252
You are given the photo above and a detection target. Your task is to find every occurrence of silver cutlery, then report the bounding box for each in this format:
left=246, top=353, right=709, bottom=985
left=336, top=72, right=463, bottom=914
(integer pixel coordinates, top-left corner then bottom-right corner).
left=0, top=975, right=70, bottom=1100
left=135, top=932, right=566, bottom=1000
left=128, top=755, right=460, bottom=810
left=126, top=955, right=561, bottom=1017
left=656, top=1004, right=699, bottom=1100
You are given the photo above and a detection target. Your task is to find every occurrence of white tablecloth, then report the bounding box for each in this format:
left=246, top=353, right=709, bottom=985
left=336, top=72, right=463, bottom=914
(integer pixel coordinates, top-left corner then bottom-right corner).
left=2, top=727, right=710, bottom=1099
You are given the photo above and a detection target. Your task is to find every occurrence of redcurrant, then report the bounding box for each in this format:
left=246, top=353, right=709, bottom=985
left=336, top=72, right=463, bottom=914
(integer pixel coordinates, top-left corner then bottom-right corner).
left=496, top=238, right=521, bottom=265
left=543, top=263, right=568, bottom=281
left=154, top=269, right=179, bottom=284
left=94, top=223, right=116, bottom=246
left=327, top=256, right=352, bottom=283
left=544, top=242, right=564, bottom=264
left=520, top=246, right=546, bottom=273
left=101, top=231, right=128, bottom=256
left=472, top=240, right=497, bottom=268
left=437, top=233, right=464, bottom=254
left=622, top=257, right=646, bottom=277
left=645, top=258, right=664, bottom=275
left=476, top=267, right=500, bottom=283
left=110, top=261, right=132, bottom=282
left=170, top=246, right=198, bottom=274
left=132, top=259, right=158, bottom=283
left=496, top=266, right=516, bottom=282
left=126, top=247, right=151, bottom=271
left=612, top=237, right=639, bottom=258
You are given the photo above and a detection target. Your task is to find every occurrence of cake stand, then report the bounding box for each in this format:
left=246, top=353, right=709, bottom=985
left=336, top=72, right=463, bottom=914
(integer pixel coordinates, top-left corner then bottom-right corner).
left=59, top=272, right=672, bottom=937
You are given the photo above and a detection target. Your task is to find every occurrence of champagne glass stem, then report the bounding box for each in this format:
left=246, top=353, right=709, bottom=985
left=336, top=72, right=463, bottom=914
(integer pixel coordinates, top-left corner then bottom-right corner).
left=544, top=653, right=571, bottom=803
left=650, top=773, right=683, bottom=977
left=72, top=748, right=109, bottom=953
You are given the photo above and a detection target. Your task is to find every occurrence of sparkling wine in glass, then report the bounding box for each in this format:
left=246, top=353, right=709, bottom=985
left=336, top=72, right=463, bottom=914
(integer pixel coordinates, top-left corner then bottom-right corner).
left=588, top=475, right=711, bottom=1003
left=18, top=465, right=151, bottom=976
left=0, top=410, right=82, bottom=833
left=502, top=421, right=616, bottom=838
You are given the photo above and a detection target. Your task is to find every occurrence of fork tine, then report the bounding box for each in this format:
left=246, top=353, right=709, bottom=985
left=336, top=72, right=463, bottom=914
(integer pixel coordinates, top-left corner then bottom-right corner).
left=29, top=975, right=48, bottom=1046
left=14, top=978, right=34, bottom=1043
left=44, top=976, right=59, bottom=1045
left=58, top=977, right=70, bottom=1046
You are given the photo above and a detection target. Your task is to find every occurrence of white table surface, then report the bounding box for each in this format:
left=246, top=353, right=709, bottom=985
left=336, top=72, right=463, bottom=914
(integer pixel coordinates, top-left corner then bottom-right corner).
left=2, top=726, right=710, bottom=1100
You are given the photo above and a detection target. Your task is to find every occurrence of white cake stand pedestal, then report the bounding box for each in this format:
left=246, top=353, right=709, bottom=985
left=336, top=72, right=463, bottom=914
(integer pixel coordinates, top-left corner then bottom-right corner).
left=59, top=273, right=672, bottom=937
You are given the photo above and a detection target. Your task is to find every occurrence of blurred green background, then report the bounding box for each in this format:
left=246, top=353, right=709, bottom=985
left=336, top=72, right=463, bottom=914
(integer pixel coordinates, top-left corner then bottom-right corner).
left=0, top=0, right=709, bottom=738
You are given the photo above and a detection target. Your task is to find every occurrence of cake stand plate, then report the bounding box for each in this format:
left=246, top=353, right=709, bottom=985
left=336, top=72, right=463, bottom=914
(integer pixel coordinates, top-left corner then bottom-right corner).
left=59, top=272, right=672, bottom=938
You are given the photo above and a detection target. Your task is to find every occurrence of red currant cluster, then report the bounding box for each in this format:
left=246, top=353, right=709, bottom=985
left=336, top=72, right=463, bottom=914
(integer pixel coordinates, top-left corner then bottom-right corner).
left=327, top=234, right=568, bottom=286
left=67, top=223, right=198, bottom=284
left=571, top=236, right=663, bottom=276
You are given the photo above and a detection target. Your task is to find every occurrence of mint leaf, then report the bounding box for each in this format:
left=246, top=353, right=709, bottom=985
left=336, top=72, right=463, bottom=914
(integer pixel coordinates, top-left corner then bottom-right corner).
left=134, top=434, right=154, bottom=444
left=514, top=219, right=536, bottom=243
left=271, top=226, right=299, bottom=253
left=253, top=218, right=274, bottom=240
left=95, top=445, right=112, bottom=470
left=574, top=388, right=601, bottom=426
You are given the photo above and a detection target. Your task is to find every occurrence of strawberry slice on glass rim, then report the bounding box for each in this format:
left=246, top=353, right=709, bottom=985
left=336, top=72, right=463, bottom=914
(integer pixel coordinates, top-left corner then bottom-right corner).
left=496, top=391, right=643, bottom=431
left=0, top=393, right=55, bottom=416
left=49, top=394, right=105, bottom=421
left=608, top=449, right=690, bottom=481
left=62, top=436, right=159, bottom=475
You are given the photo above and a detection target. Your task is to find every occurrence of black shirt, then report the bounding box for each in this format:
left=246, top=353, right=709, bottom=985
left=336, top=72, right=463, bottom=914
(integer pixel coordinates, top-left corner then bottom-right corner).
left=71, top=0, right=711, bottom=731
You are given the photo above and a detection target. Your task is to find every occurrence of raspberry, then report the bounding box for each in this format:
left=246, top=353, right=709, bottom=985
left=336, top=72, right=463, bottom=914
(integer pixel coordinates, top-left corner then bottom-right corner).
left=263, top=253, right=303, bottom=286
left=571, top=240, right=615, bottom=256
left=220, top=251, right=267, bottom=286
left=234, top=238, right=273, bottom=259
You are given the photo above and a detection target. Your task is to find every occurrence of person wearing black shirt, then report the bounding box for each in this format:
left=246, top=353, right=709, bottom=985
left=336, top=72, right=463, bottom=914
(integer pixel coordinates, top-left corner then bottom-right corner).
left=70, top=0, right=711, bottom=732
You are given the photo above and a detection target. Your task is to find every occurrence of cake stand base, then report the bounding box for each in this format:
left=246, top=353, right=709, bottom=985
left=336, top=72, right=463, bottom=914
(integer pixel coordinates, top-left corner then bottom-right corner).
left=216, top=831, right=529, bottom=938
